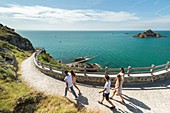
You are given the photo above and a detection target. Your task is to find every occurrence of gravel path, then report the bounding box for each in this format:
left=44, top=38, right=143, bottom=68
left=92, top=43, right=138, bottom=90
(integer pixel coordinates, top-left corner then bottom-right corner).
left=21, top=54, right=170, bottom=113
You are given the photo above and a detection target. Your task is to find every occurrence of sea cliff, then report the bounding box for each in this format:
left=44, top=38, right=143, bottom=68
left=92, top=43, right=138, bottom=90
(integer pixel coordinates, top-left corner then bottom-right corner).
left=0, top=24, right=34, bottom=51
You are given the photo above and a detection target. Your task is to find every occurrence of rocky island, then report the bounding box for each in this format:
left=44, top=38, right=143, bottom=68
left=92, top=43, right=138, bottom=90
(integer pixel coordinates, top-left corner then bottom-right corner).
left=133, top=29, right=166, bottom=38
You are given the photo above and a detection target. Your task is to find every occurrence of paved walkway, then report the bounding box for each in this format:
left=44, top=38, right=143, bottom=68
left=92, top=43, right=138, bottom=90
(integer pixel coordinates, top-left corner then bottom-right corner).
left=21, top=54, right=170, bottom=113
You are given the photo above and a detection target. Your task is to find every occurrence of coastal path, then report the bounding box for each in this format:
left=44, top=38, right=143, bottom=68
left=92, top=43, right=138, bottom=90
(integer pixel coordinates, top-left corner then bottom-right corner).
left=21, top=53, right=170, bottom=113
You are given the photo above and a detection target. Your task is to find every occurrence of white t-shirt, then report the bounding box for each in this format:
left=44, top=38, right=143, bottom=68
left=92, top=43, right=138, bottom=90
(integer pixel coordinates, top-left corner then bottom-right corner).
left=64, top=74, right=73, bottom=88
left=104, top=80, right=111, bottom=94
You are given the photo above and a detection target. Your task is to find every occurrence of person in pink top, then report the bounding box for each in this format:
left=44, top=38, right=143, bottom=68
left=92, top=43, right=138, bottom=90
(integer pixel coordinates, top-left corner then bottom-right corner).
left=110, top=74, right=125, bottom=104
left=71, top=70, right=81, bottom=94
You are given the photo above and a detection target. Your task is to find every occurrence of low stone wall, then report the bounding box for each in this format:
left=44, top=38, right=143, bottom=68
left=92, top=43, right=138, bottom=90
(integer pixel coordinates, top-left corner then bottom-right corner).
left=125, top=72, right=170, bottom=84
left=153, top=72, right=170, bottom=81
left=40, top=68, right=170, bottom=86
left=34, top=50, right=170, bottom=86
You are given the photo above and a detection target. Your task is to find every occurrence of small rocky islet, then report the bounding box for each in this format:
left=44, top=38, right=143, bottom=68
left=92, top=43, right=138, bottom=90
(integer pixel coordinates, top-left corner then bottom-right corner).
left=133, top=29, right=166, bottom=38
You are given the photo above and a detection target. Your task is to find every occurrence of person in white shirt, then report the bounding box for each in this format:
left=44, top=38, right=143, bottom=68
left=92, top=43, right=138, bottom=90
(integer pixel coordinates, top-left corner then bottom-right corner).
left=98, top=75, right=115, bottom=109
left=64, top=71, right=78, bottom=99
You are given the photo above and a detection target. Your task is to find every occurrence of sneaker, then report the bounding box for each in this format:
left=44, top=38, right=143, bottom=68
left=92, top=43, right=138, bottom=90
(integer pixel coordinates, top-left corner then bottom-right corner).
left=110, top=106, right=115, bottom=109
left=79, top=91, right=82, bottom=94
left=109, top=97, right=113, bottom=99
left=98, top=101, right=103, bottom=104
left=121, top=100, right=125, bottom=104
left=74, top=97, right=78, bottom=100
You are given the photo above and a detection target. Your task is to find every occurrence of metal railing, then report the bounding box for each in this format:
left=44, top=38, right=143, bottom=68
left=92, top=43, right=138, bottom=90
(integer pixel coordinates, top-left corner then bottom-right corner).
left=34, top=49, right=170, bottom=76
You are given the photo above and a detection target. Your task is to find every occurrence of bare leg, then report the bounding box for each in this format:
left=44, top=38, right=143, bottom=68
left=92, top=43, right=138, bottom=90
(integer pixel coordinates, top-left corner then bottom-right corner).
left=118, top=92, right=124, bottom=103
left=107, top=100, right=115, bottom=107
left=110, top=89, right=116, bottom=98
left=99, top=96, right=104, bottom=103
left=64, top=87, right=68, bottom=96
left=73, top=83, right=81, bottom=93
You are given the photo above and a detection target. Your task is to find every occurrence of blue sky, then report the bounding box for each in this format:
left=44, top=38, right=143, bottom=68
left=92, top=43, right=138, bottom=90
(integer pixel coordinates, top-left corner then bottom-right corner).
left=0, top=0, right=170, bottom=30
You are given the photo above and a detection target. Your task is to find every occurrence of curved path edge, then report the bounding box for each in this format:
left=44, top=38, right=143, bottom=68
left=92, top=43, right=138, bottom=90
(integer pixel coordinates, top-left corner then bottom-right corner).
left=21, top=53, right=170, bottom=113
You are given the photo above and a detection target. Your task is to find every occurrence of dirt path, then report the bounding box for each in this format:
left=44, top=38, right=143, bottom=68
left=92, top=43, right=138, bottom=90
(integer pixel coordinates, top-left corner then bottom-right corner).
left=21, top=54, right=170, bottom=113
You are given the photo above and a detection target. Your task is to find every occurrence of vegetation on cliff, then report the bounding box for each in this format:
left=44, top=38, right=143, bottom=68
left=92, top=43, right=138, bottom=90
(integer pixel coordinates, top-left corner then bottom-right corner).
left=0, top=40, right=33, bottom=112
left=37, top=49, right=61, bottom=65
left=0, top=24, right=34, bottom=51
left=0, top=24, right=100, bottom=113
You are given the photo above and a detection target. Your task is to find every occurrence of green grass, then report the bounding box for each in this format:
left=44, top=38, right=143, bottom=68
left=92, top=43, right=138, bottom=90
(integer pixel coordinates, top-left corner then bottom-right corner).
left=37, top=95, right=101, bottom=113
left=0, top=79, right=33, bottom=112
left=37, top=52, right=59, bottom=64
left=0, top=25, right=17, bottom=38
left=0, top=40, right=33, bottom=112
left=0, top=40, right=102, bottom=113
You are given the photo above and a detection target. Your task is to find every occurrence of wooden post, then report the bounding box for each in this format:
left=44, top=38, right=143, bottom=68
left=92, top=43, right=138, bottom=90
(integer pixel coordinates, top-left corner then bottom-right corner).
left=150, top=64, right=155, bottom=82
left=150, top=64, right=155, bottom=75
left=105, top=67, right=108, bottom=76
left=61, top=64, right=64, bottom=74
left=41, top=62, right=44, bottom=69
left=49, top=65, right=52, bottom=71
left=84, top=66, right=87, bottom=76
left=127, top=66, right=131, bottom=76
left=37, top=60, right=39, bottom=66
left=165, top=61, right=170, bottom=71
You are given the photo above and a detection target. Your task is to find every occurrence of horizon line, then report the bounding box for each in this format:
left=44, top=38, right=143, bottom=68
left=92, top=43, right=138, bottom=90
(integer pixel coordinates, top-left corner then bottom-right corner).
left=17, top=29, right=170, bottom=31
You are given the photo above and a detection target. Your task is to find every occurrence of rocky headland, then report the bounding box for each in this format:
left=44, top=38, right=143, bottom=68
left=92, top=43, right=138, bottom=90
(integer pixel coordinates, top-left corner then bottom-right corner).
left=0, top=24, right=34, bottom=51
left=133, top=29, right=166, bottom=38
left=0, top=23, right=35, bottom=81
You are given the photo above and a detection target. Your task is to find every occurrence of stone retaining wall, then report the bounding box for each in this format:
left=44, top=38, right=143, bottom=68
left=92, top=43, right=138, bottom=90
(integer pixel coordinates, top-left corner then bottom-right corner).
left=34, top=50, right=170, bottom=86
left=40, top=68, right=170, bottom=86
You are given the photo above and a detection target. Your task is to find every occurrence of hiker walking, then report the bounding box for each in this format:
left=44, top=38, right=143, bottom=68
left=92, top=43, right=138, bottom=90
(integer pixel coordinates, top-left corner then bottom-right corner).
left=64, top=70, right=78, bottom=100
left=110, top=74, right=125, bottom=103
left=98, top=75, right=115, bottom=109
left=71, top=70, right=81, bottom=94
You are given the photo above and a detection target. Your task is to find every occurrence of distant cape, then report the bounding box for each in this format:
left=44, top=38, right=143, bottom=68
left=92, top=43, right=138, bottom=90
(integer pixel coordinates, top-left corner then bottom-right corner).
left=133, top=29, right=166, bottom=38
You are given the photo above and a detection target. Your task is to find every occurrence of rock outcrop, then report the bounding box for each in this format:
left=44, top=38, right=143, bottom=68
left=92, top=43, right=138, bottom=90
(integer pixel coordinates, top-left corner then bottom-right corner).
left=0, top=23, right=34, bottom=51
left=133, top=29, right=166, bottom=38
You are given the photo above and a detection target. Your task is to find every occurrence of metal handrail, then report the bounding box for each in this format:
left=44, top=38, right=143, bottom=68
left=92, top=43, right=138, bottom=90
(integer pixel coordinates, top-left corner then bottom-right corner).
left=35, top=49, right=170, bottom=75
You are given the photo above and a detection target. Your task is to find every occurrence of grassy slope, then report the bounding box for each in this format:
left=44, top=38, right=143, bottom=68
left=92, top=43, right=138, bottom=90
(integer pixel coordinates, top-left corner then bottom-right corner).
left=0, top=25, right=17, bottom=38
left=0, top=40, right=33, bottom=112
left=0, top=41, right=101, bottom=113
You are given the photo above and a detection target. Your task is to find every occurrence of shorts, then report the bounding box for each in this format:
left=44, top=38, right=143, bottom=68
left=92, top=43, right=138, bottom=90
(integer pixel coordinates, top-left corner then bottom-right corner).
left=103, top=93, right=110, bottom=100
left=116, top=87, right=122, bottom=93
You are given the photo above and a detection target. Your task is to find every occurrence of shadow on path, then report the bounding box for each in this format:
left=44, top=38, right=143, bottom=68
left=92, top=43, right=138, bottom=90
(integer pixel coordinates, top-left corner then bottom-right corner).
left=123, top=94, right=150, bottom=110
left=99, top=103, right=122, bottom=113
left=111, top=98, right=144, bottom=113
left=77, top=93, right=89, bottom=105
left=110, top=94, right=151, bottom=113
left=66, top=97, right=86, bottom=111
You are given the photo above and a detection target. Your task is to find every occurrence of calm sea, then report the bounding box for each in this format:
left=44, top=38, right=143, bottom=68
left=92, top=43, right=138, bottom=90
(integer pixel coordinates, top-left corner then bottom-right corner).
left=18, top=30, right=170, bottom=68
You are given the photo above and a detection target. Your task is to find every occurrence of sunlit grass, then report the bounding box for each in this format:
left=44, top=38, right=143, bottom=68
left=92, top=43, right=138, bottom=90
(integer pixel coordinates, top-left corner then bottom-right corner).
left=0, top=78, right=33, bottom=112
left=0, top=40, right=102, bottom=113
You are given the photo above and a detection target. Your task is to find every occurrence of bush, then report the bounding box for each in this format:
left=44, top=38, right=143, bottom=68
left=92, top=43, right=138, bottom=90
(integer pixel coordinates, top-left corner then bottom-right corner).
left=0, top=67, right=14, bottom=80
left=14, top=92, right=46, bottom=113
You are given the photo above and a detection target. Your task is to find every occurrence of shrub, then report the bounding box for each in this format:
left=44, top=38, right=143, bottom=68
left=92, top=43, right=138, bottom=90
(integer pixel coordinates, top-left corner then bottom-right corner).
left=14, top=92, right=46, bottom=113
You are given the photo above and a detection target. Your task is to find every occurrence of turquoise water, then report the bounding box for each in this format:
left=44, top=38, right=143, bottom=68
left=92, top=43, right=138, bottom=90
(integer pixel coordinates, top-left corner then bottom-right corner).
left=18, top=31, right=170, bottom=68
